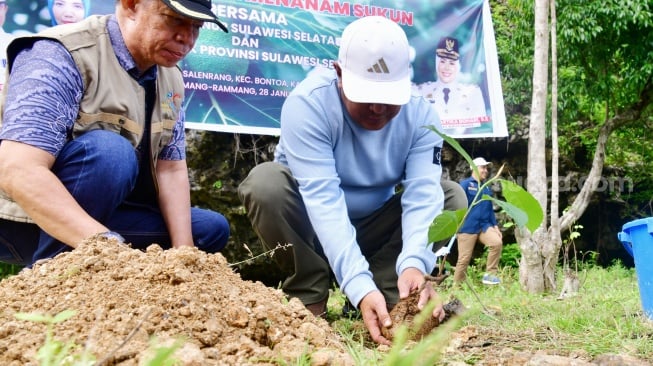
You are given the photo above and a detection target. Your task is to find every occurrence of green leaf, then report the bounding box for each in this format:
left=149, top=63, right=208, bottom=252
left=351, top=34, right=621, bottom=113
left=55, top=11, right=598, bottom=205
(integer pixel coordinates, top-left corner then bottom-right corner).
left=498, top=179, right=544, bottom=232
left=488, top=196, right=528, bottom=229
left=145, top=338, right=184, bottom=366
left=428, top=209, right=466, bottom=243
left=52, top=310, right=77, bottom=324
left=15, top=309, right=76, bottom=324
left=14, top=312, right=51, bottom=323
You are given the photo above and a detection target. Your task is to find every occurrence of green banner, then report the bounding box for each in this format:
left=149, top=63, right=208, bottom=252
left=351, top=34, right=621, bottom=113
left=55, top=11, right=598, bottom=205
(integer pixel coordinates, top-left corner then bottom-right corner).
left=0, top=0, right=507, bottom=138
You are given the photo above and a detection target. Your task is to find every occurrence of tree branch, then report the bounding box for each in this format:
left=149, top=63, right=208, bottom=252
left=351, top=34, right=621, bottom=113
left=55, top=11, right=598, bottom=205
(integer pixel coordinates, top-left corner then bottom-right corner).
left=559, top=77, right=653, bottom=231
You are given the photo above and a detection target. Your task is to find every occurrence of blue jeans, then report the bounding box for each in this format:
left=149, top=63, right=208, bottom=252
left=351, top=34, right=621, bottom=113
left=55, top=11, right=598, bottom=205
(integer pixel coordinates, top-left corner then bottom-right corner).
left=0, top=130, right=229, bottom=266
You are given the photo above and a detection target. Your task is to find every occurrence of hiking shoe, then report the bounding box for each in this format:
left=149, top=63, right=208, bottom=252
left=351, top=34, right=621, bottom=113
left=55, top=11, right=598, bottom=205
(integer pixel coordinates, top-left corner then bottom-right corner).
left=482, top=273, right=501, bottom=285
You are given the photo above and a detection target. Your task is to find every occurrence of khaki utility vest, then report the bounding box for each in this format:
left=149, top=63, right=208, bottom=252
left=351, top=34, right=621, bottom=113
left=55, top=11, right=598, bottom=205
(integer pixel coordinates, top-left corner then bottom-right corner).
left=0, top=15, right=184, bottom=223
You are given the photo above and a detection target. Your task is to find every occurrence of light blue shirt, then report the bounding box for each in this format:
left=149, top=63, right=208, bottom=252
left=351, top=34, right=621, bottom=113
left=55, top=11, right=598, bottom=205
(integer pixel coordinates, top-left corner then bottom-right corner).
left=275, top=67, right=444, bottom=307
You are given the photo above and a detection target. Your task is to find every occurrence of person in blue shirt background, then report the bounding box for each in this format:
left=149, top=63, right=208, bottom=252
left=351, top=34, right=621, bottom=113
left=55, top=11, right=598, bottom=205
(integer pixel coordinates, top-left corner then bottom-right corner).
left=238, top=16, right=446, bottom=345
left=456, top=157, right=503, bottom=285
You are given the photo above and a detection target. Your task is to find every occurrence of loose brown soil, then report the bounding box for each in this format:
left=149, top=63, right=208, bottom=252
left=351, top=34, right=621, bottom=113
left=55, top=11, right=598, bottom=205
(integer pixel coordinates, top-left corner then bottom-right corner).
left=381, top=280, right=465, bottom=342
left=0, top=236, right=650, bottom=365
left=0, top=236, right=353, bottom=365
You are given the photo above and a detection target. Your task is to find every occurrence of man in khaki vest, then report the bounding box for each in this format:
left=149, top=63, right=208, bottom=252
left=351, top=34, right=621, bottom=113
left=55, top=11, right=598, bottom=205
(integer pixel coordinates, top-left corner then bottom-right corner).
left=0, top=0, right=230, bottom=266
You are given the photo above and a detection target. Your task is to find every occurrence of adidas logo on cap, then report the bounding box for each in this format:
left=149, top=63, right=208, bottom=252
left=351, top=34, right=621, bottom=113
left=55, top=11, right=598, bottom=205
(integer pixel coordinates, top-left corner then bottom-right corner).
left=367, top=58, right=390, bottom=74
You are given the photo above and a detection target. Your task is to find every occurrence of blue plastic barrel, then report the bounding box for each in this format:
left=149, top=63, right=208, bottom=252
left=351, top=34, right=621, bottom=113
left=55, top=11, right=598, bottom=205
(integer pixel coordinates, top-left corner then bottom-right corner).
left=618, top=218, right=653, bottom=320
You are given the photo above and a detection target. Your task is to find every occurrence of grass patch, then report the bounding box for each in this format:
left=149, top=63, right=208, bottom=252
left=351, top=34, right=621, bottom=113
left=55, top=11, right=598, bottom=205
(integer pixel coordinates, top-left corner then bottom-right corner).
left=329, top=262, right=653, bottom=364
left=0, top=262, right=22, bottom=279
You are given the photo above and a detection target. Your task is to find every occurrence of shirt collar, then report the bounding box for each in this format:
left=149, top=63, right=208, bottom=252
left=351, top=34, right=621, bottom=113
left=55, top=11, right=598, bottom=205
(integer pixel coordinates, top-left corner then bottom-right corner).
left=107, top=15, right=157, bottom=83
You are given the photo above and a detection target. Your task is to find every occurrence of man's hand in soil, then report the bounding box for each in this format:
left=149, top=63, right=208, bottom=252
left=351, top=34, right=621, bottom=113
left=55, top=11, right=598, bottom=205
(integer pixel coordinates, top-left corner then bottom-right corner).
left=399, top=267, right=446, bottom=321
left=359, top=290, right=392, bottom=346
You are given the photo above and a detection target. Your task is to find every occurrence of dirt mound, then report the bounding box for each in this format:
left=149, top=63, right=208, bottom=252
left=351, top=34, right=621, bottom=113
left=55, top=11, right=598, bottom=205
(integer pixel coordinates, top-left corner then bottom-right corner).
left=0, top=236, right=353, bottom=365
left=380, top=270, right=465, bottom=342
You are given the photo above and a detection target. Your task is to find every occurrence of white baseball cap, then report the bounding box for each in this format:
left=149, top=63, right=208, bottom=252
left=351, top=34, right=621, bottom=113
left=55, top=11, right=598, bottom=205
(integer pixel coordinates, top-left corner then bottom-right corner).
left=337, top=16, right=412, bottom=105
left=472, top=157, right=491, bottom=166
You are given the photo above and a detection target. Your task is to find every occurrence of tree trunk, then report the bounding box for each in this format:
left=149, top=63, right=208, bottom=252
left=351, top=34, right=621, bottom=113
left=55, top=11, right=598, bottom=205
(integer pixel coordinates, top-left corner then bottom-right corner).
left=519, top=0, right=554, bottom=293
left=516, top=227, right=545, bottom=292
left=547, top=0, right=564, bottom=287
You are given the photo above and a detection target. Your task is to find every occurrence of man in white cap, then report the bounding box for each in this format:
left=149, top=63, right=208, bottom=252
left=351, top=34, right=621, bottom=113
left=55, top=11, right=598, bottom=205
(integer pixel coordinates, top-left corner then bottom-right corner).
left=456, top=157, right=503, bottom=285
left=0, top=0, right=230, bottom=266
left=239, top=16, right=446, bottom=345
